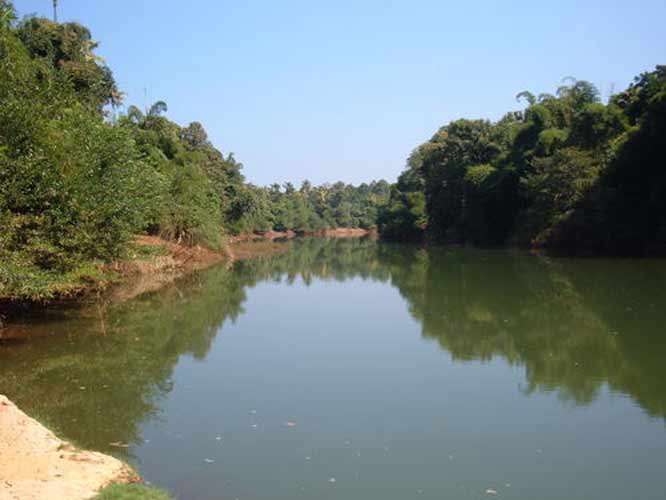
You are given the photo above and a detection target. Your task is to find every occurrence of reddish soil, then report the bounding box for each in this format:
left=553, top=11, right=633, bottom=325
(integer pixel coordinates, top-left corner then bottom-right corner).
left=228, top=230, right=296, bottom=243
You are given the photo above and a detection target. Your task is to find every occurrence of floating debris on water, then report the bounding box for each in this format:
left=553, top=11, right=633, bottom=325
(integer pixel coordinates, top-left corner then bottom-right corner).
left=305, top=456, right=311, bottom=461
left=216, top=436, right=222, bottom=441
left=204, top=458, right=215, bottom=464
left=485, top=488, right=498, bottom=495
left=328, top=477, right=336, bottom=484
left=285, top=421, right=296, bottom=427
left=249, top=409, right=257, bottom=415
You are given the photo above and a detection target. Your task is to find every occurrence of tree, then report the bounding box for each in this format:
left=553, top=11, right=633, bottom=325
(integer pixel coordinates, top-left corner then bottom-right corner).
left=0, top=1, right=16, bottom=26
left=16, top=16, right=120, bottom=109
left=180, top=121, right=209, bottom=150
left=148, top=100, right=168, bottom=117
left=381, top=70, right=666, bottom=255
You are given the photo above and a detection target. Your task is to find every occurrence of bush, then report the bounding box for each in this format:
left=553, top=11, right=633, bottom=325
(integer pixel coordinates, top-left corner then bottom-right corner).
left=94, top=483, right=172, bottom=500
left=0, top=24, right=148, bottom=271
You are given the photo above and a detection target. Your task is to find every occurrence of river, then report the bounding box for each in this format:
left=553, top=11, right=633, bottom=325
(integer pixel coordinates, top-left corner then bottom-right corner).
left=1, top=237, right=665, bottom=499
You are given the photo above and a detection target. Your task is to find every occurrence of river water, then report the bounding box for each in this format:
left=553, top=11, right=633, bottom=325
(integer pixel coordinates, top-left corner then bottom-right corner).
left=1, top=238, right=666, bottom=499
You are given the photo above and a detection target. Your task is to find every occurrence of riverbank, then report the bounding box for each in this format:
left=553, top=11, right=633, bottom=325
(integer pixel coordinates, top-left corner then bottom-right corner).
left=0, top=229, right=374, bottom=331
left=0, top=235, right=225, bottom=332
left=0, top=395, right=137, bottom=500
left=228, top=227, right=374, bottom=243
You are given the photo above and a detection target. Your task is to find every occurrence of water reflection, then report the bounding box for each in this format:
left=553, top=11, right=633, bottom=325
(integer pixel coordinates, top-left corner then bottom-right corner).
left=0, top=264, right=249, bottom=454
left=1, top=237, right=665, bottom=460
left=380, top=245, right=666, bottom=418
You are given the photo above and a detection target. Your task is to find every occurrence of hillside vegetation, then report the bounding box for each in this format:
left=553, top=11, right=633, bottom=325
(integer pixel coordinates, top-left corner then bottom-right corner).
left=379, top=67, right=666, bottom=256
left=0, top=2, right=388, bottom=300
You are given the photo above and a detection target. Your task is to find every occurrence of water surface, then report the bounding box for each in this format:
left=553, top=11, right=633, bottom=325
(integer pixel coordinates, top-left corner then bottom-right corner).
left=2, top=238, right=666, bottom=499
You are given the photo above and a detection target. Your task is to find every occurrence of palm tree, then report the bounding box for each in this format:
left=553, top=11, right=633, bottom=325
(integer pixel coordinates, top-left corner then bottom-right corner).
left=148, top=100, right=168, bottom=117
left=126, top=105, right=145, bottom=124
left=516, top=91, right=536, bottom=106
left=126, top=101, right=168, bottom=125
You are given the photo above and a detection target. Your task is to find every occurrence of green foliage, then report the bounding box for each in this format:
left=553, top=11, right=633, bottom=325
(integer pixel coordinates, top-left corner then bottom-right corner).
left=407, top=118, right=514, bottom=242
left=381, top=68, right=666, bottom=255
left=94, top=483, right=172, bottom=500
left=377, top=169, right=427, bottom=241
left=0, top=5, right=391, bottom=300
left=536, top=127, right=569, bottom=155
left=161, top=161, right=222, bottom=247
left=232, top=180, right=390, bottom=236
left=521, top=148, right=603, bottom=246
left=0, top=256, right=113, bottom=301
left=570, top=102, right=627, bottom=148
left=594, top=69, right=666, bottom=253
left=464, top=163, right=496, bottom=187
left=16, top=16, right=119, bottom=109
left=0, top=20, right=149, bottom=298
left=0, top=1, right=16, bottom=26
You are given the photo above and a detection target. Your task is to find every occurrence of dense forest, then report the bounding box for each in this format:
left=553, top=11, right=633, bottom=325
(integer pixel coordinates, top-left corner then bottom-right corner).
left=0, top=2, right=389, bottom=299
left=378, top=66, right=666, bottom=256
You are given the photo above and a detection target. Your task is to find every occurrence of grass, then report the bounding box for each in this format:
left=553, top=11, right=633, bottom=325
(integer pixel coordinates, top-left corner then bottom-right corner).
left=127, top=243, right=170, bottom=260
left=0, top=242, right=168, bottom=302
left=94, top=483, right=173, bottom=500
left=0, top=258, right=117, bottom=302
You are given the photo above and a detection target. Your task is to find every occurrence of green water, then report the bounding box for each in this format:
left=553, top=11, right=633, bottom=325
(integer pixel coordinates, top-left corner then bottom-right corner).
left=1, top=238, right=666, bottom=499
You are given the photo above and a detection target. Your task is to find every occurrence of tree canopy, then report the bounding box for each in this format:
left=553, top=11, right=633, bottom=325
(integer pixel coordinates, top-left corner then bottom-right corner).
left=379, top=69, right=666, bottom=255
left=0, top=3, right=389, bottom=300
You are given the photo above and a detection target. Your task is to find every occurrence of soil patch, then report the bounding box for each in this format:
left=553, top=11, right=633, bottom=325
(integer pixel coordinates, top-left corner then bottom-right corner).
left=0, top=395, right=137, bottom=500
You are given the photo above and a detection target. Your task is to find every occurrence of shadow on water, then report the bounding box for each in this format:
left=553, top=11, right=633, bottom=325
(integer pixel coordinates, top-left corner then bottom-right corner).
left=1, top=236, right=665, bottom=460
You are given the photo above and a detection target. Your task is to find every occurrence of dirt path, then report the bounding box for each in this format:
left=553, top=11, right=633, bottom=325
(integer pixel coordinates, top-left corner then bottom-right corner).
left=0, top=395, right=136, bottom=500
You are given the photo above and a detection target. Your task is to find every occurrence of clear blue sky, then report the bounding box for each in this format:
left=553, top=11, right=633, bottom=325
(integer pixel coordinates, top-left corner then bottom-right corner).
left=16, top=0, right=666, bottom=186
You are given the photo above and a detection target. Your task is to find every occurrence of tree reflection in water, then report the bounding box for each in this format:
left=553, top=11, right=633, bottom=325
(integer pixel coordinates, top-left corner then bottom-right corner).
left=1, top=237, right=665, bottom=459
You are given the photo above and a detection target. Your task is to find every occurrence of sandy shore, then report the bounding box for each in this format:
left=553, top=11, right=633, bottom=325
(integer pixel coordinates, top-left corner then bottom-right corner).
left=0, top=395, right=137, bottom=500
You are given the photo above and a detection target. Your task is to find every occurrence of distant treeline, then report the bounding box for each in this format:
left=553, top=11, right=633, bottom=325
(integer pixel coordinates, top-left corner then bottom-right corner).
left=0, top=3, right=388, bottom=299
left=378, top=66, right=666, bottom=255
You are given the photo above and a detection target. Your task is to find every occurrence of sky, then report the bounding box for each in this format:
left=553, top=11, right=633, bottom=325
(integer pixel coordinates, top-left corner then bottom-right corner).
left=16, top=0, right=666, bottom=186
